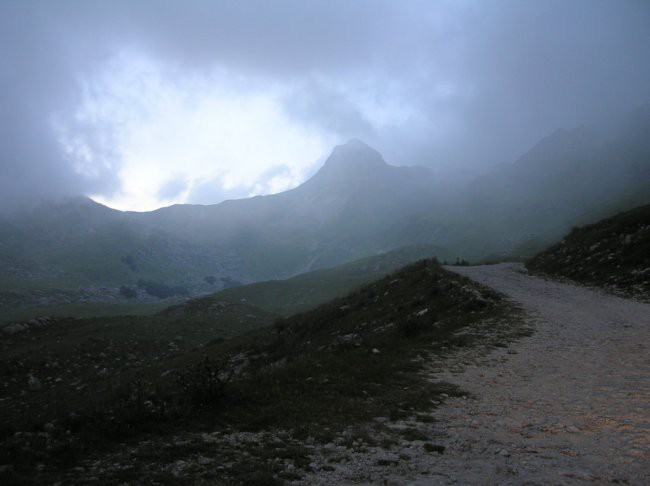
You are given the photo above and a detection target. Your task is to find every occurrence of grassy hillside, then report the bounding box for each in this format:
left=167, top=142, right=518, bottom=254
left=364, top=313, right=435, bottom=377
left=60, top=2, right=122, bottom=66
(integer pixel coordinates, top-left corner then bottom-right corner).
left=0, top=259, right=527, bottom=485
left=507, top=181, right=650, bottom=260
left=0, top=244, right=444, bottom=325
left=527, top=204, right=650, bottom=300
left=166, top=244, right=443, bottom=318
left=0, top=301, right=168, bottom=325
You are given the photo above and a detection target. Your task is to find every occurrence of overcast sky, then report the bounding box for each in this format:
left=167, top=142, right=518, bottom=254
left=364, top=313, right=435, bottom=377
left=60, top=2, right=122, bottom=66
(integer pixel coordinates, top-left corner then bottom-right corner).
left=1, top=0, right=649, bottom=211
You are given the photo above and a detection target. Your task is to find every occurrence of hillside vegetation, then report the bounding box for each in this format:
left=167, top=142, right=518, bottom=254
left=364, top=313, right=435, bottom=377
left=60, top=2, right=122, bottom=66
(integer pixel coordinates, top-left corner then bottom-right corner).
left=164, top=244, right=442, bottom=319
left=527, top=204, right=650, bottom=300
left=0, top=259, right=527, bottom=485
left=0, top=244, right=441, bottom=334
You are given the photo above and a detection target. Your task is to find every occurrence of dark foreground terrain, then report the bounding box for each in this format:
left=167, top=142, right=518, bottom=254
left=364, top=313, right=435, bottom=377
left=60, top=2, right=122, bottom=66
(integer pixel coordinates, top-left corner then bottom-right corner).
left=0, top=259, right=527, bottom=485
left=292, top=263, right=650, bottom=484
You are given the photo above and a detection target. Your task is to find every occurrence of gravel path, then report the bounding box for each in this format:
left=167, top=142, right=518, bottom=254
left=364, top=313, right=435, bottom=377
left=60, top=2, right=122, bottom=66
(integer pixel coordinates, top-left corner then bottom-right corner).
left=430, top=263, right=650, bottom=485
left=300, top=263, right=650, bottom=485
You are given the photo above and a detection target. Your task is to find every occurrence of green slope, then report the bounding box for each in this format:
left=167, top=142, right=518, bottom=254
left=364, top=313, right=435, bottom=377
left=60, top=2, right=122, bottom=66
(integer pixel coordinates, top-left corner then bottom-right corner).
left=162, top=244, right=444, bottom=318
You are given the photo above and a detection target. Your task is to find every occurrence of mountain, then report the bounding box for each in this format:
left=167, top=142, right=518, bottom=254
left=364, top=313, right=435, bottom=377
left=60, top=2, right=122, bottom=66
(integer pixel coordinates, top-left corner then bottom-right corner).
left=526, top=204, right=650, bottom=300
left=133, top=139, right=446, bottom=275
left=2, top=106, right=650, bottom=311
left=0, top=196, right=233, bottom=310
left=0, top=140, right=451, bottom=309
left=460, top=105, right=650, bottom=258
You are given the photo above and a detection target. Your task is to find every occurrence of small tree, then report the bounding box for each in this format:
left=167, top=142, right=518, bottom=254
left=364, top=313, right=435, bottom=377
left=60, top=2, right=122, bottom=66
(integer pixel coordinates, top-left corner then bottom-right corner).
left=119, top=285, right=137, bottom=299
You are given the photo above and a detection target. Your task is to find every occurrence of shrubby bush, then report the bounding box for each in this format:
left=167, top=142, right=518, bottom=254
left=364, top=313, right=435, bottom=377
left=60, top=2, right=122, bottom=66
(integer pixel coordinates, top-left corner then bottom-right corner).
left=119, top=285, right=137, bottom=299
left=120, top=254, right=138, bottom=272
left=136, top=279, right=189, bottom=298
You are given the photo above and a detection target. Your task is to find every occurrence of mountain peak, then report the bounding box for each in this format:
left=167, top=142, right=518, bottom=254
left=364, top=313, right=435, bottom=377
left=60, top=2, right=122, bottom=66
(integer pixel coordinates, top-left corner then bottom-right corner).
left=333, top=138, right=375, bottom=152
left=331, top=137, right=382, bottom=155
left=322, top=139, right=387, bottom=173
left=290, top=139, right=390, bottom=195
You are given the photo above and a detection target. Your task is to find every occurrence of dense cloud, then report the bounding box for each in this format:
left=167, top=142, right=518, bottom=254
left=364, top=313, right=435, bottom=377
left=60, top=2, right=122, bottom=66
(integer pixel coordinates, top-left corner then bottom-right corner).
left=1, top=0, right=649, bottom=211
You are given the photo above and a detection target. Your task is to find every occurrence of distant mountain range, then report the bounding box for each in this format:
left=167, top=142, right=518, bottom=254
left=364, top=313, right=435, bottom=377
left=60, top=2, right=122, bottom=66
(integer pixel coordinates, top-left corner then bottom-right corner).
left=1, top=106, right=649, bottom=306
left=461, top=104, right=650, bottom=257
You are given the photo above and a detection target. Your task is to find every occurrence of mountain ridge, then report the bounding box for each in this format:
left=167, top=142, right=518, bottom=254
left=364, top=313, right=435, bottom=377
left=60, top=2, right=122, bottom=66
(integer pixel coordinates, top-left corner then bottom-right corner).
left=458, top=105, right=650, bottom=257
left=0, top=140, right=449, bottom=306
left=2, top=106, right=650, bottom=309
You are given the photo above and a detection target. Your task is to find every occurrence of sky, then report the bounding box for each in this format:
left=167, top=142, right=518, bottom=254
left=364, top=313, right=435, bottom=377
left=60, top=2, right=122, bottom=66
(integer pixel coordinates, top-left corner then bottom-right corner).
left=1, top=0, right=649, bottom=212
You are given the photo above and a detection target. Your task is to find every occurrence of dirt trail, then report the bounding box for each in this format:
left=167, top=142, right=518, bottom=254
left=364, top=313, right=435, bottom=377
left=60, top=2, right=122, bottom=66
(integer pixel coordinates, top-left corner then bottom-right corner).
left=429, top=263, right=650, bottom=485
left=300, top=263, right=650, bottom=485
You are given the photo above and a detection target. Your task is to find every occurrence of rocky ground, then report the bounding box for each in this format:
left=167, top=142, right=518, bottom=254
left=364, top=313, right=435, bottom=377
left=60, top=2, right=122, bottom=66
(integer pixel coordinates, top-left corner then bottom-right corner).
left=297, top=263, right=650, bottom=485
left=526, top=204, right=650, bottom=301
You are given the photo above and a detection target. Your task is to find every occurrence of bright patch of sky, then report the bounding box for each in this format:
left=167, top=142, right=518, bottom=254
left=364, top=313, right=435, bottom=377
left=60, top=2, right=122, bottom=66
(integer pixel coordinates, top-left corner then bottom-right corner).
left=56, top=52, right=341, bottom=211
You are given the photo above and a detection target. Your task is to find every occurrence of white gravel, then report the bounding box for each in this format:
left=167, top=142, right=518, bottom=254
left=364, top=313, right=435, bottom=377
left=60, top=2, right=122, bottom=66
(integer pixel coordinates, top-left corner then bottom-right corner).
left=299, top=263, right=650, bottom=485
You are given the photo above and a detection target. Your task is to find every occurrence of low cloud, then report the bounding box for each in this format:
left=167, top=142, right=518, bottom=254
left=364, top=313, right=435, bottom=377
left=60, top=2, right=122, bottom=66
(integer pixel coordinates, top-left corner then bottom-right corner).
left=1, top=0, right=649, bottom=211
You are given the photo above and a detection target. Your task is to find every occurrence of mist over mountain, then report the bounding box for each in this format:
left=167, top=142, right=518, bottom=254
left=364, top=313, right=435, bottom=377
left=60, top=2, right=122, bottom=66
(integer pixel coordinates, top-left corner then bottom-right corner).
left=2, top=1, right=649, bottom=211
left=0, top=139, right=450, bottom=308
left=460, top=104, right=650, bottom=257
left=137, top=139, right=444, bottom=270
left=1, top=105, right=649, bottom=311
